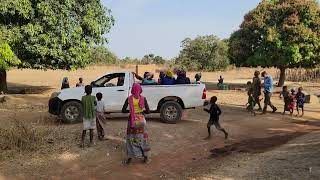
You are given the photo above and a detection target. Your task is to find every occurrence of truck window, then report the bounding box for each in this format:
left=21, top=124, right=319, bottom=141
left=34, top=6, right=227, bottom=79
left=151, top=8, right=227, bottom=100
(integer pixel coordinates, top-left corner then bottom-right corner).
left=94, top=73, right=125, bottom=87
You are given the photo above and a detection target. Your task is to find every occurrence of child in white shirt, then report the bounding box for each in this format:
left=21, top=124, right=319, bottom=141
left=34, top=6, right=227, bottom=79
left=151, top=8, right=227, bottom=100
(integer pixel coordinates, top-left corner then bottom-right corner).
left=96, top=92, right=107, bottom=140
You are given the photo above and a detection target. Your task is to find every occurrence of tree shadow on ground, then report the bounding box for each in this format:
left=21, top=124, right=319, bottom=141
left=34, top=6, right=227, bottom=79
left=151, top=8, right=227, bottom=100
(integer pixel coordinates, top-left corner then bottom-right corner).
left=105, top=113, right=162, bottom=123
left=7, top=82, right=53, bottom=94
left=291, top=120, right=320, bottom=128
left=105, top=113, right=203, bottom=125
left=210, top=132, right=307, bottom=158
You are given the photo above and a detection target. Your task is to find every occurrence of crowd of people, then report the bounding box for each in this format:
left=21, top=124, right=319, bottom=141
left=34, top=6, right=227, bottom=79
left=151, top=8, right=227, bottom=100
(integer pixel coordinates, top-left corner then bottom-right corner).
left=134, top=69, right=202, bottom=85
left=246, top=70, right=306, bottom=116
left=60, top=69, right=202, bottom=90
left=62, top=69, right=306, bottom=165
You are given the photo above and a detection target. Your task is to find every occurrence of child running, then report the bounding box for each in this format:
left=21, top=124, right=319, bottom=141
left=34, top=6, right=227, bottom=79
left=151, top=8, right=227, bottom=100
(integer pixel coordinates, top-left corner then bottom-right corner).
left=96, top=92, right=107, bottom=141
left=204, top=96, right=228, bottom=139
left=80, top=85, right=97, bottom=148
left=295, top=87, right=305, bottom=117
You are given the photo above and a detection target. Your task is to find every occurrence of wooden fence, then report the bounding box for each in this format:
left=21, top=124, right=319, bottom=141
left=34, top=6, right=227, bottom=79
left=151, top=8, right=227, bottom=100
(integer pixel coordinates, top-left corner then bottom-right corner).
left=276, top=68, right=320, bottom=82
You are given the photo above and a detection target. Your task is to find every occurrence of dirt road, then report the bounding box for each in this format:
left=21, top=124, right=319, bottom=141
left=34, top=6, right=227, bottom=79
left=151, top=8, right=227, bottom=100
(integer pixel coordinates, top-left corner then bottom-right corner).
left=0, top=67, right=320, bottom=179
left=1, top=91, right=319, bottom=179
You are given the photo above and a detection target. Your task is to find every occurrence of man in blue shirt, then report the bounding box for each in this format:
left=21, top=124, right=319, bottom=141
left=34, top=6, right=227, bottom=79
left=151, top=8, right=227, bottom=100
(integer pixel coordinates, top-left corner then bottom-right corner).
left=261, top=71, right=277, bottom=114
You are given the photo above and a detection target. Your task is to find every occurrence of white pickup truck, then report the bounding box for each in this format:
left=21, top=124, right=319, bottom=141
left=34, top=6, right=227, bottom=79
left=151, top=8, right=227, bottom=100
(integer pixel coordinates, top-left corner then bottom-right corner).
left=49, top=71, right=207, bottom=124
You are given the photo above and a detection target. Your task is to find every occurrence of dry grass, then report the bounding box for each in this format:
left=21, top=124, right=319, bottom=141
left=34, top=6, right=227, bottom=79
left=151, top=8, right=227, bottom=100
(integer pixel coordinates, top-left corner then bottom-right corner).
left=0, top=117, right=54, bottom=152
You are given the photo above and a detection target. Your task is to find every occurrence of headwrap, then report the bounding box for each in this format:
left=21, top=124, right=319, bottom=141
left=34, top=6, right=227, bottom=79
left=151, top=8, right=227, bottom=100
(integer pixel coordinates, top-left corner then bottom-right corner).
left=159, top=71, right=165, bottom=79
left=166, top=70, right=174, bottom=78
left=62, top=77, right=68, bottom=84
left=179, top=70, right=186, bottom=78
left=128, top=83, right=145, bottom=127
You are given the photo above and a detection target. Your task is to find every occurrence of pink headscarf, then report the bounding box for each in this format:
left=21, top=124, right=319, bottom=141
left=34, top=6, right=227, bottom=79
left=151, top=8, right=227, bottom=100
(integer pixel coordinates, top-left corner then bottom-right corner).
left=128, top=83, right=145, bottom=127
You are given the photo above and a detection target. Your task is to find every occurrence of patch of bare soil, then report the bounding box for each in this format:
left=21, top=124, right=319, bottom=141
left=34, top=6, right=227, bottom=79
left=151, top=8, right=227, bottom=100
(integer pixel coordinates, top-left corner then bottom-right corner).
left=184, top=131, right=320, bottom=180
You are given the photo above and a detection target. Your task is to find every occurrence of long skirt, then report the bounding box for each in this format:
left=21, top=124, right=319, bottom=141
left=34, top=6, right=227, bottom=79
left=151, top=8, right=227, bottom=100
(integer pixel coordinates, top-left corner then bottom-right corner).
left=96, top=112, right=107, bottom=138
left=126, top=114, right=150, bottom=159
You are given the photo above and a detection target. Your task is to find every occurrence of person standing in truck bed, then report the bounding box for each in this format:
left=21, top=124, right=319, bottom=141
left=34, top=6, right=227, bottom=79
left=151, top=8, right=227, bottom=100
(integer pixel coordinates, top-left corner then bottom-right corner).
left=176, top=70, right=191, bottom=84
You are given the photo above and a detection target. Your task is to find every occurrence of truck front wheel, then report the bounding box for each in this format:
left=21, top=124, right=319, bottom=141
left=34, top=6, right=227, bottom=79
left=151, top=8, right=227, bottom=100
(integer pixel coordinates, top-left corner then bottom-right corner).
left=160, top=101, right=182, bottom=124
left=61, top=101, right=83, bottom=123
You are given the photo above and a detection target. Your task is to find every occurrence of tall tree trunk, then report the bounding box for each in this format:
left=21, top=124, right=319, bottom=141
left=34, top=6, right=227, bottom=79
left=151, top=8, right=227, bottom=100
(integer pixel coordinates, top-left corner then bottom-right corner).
left=0, top=69, right=8, bottom=94
left=278, top=67, right=286, bottom=87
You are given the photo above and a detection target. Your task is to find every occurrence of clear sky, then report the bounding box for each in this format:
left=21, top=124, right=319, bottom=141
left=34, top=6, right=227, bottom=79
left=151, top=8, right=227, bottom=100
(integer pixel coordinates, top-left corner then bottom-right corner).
left=102, top=0, right=262, bottom=59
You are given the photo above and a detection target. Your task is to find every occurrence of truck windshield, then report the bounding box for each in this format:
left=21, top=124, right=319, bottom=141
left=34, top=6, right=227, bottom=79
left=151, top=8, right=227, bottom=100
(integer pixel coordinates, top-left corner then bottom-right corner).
left=93, top=73, right=125, bottom=87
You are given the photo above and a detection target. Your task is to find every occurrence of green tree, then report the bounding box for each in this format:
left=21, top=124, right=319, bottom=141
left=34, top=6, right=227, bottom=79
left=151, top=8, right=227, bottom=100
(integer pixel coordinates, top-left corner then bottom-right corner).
left=153, top=56, right=166, bottom=64
left=229, top=0, right=320, bottom=86
left=140, top=54, right=166, bottom=65
left=0, top=0, right=114, bottom=91
left=121, top=57, right=140, bottom=64
left=0, top=37, right=20, bottom=93
left=175, top=35, right=229, bottom=71
left=141, top=54, right=154, bottom=65
left=90, top=46, right=117, bottom=64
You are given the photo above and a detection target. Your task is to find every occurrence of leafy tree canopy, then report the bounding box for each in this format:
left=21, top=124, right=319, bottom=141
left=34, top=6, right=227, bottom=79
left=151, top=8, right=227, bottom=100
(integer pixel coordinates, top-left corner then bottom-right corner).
left=141, top=54, right=166, bottom=65
left=90, top=46, right=117, bottom=64
left=120, top=57, right=140, bottom=64
left=229, top=0, right=320, bottom=68
left=175, top=35, right=229, bottom=71
left=0, top=35, right=20, bottom=71
left=0, top=0, right=114, bottom=70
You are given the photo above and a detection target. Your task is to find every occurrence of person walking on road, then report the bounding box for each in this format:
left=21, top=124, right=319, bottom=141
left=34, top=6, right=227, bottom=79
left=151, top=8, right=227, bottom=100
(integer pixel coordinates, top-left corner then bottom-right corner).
left=252, top=70, right=262, bottom=111
left=261, top=71, right=277, bottom=114
left=122, top=83, right=151, bottom=164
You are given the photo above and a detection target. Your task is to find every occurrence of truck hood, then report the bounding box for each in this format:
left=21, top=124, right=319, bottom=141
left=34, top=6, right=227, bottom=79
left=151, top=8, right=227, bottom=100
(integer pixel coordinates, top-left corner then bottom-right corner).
left=58, top=87, right=86, bottom=101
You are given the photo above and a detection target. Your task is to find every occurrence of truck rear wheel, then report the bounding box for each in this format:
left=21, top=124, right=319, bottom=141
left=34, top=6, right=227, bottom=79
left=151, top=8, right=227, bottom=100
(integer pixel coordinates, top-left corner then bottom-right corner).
left=61, top=101, right=83, bottom=123
left=160, top=101, right=182, bottom=124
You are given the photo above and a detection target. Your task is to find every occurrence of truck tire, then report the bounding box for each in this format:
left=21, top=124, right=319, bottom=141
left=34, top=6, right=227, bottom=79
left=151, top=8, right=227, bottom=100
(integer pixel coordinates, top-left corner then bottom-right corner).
left=61, top=101, right=83, bottom=123
left=160, top=101, right=182, bottom=124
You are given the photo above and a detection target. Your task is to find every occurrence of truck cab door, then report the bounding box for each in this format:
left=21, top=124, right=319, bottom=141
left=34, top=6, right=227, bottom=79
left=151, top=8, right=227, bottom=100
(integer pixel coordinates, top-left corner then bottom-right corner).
left=92, top=73, right=129, bottom=112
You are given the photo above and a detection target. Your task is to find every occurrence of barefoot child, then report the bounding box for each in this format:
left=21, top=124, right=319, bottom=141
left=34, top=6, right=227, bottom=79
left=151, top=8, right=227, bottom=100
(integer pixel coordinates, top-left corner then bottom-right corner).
left=295, top=87, right=305, bottom=116
left=96, top=92, right=107, bottom=140
left=81, top=85, right=97, bottom=148
left=204, top=96, right=228, bottom=139
left=246, top=90, right=256, bottom=116
left=280, top=86, right=290, bottom=115
left=245, top=81, right=256, bottom=115
left=288, top=89, right=296, bottom=115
